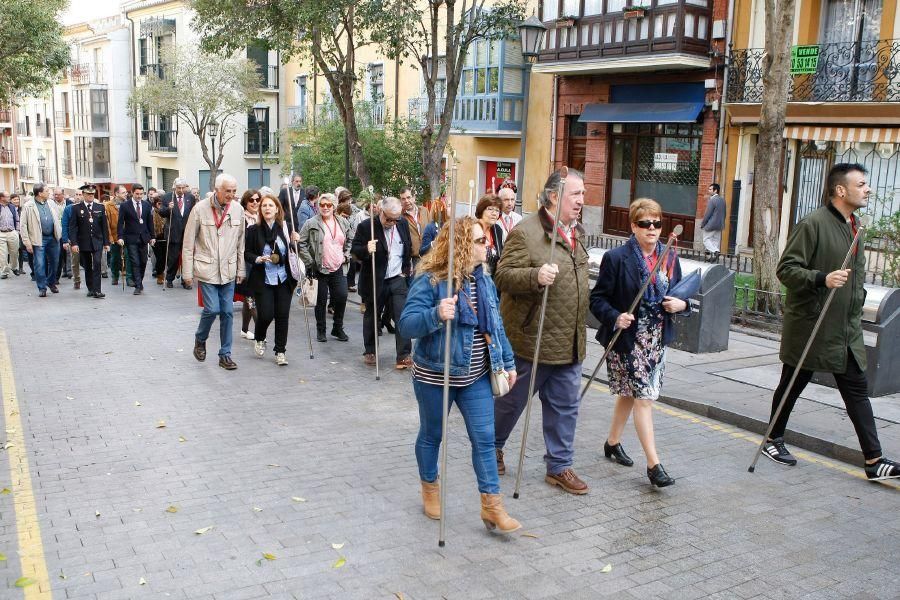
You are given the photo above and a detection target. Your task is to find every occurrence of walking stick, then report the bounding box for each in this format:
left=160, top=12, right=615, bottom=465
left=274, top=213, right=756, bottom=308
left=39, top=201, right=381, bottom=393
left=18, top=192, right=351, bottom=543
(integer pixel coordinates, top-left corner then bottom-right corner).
left=120, top=244, right=126, bottom=293
left=579, top=224, right=684, bottom=401
left=512, top=166, right=568, bottom=500
left=467, top=179, right=475, bottom=217
left=438, top=160, right=459, bottom=547
left=368, top=185, right=381, bottom=381
left=286, top=190, right=314, bottom=359
left=161, top=198, right=174, bottom=293
left=748, top=214, right=872, bottom=473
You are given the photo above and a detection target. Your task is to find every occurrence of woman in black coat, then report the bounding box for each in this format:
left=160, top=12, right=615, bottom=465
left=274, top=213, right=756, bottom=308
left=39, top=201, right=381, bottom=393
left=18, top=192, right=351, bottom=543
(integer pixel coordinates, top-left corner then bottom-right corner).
left=474, top=193, right=504, bottom=277
left=589, top=198, right=688, bottom=488
left=244, top=194, right=297, bottom=366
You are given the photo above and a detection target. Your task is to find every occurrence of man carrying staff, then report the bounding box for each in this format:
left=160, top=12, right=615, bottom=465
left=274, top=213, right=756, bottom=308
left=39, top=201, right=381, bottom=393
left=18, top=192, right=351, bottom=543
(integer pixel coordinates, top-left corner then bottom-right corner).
left=158, top=178, right=196, bottom=289
left=760, top=163, right=899, bottom=480
left=492, top=168, right=591, bottom=494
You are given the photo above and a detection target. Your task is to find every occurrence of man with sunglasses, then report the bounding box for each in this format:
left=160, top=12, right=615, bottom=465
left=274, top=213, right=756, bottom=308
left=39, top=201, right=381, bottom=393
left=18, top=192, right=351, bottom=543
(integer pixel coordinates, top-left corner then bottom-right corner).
left=350, top=196, right=413, bottom=369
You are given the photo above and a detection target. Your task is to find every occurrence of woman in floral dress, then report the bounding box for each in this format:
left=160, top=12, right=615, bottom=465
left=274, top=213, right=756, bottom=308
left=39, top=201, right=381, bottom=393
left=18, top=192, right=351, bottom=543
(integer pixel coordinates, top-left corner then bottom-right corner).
left=589, top=198, right=689, bottom=487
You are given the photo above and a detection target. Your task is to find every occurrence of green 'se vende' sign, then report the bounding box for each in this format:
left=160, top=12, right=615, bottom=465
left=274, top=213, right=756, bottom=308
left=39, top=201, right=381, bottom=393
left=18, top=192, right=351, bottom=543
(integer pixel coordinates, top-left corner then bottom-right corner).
left=791, top=45, right=820, bottom=75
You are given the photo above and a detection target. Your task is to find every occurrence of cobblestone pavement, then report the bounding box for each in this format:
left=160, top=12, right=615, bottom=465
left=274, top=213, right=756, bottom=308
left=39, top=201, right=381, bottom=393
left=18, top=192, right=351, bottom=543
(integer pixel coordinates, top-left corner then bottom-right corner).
left=1, top=275, right=899, bottom=600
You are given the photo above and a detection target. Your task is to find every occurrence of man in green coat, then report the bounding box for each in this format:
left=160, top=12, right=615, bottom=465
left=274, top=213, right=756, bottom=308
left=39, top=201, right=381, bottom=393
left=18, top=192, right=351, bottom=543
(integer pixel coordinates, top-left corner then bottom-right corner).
left=762, top=163, right=898, bottom=481
left=493, top=168, right=591, bottom=494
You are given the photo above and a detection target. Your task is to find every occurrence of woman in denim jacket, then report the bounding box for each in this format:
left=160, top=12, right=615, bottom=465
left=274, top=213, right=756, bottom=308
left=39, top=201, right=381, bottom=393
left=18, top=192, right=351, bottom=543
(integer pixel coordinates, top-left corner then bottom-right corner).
left=398, top=216, right=522, bottom=534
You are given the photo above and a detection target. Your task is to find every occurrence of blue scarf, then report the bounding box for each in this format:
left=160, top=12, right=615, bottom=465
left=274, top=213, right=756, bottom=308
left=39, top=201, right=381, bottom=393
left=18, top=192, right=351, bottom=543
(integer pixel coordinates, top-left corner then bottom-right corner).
left=628, top=234, right=669, bottom=303
left=459, top=264, right=494, bottom=335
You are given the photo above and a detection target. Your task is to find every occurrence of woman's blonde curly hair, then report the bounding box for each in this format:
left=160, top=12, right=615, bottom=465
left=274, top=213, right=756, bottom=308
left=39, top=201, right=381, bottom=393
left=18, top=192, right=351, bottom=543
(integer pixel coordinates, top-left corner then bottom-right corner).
left=417, top=216, right=482, bottom=292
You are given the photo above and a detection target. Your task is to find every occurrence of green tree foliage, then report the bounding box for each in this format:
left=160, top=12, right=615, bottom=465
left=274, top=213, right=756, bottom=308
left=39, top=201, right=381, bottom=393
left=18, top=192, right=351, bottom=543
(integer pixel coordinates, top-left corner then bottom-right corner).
left=128, top=47, right=262, bottom=192
left=865, top=200, right=900, bottom=286
left=0, top=0, right=69, bottom=105
left=293, top=117, right=423, bottom=200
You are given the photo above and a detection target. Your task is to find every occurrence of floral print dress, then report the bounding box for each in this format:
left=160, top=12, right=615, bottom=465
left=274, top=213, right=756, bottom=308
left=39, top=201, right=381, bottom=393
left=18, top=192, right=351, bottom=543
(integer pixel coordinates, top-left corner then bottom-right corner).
left=607, top=269, right=669, bottom=401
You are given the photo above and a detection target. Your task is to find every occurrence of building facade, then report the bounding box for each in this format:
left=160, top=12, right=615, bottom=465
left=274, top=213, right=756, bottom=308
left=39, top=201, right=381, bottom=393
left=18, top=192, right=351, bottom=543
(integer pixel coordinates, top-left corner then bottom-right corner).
left=0, top=105, right=19, bottom=193
left=725, top=0, right=900, bottom=253
left=123, top=0, right=281, bottom=195
left=535, top=0, right=728, bottom=242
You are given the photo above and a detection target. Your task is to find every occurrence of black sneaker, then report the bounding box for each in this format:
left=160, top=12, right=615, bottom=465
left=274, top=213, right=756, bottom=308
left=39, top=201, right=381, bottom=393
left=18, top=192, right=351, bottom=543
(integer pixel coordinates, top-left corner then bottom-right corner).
left=762, top=438, right=797, bottom=466
left=865, top=458, right=900, bottom=481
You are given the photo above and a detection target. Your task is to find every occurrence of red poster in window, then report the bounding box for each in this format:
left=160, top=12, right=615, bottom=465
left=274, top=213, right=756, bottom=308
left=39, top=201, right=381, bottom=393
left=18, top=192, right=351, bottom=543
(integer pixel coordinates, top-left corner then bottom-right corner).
left=484, top=161, right=515, bottom=193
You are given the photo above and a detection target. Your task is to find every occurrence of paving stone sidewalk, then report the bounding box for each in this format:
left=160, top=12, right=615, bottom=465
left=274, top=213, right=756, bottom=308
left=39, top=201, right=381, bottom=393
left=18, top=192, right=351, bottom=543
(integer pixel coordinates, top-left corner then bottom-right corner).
left=0, top=275, right=898, bottom=599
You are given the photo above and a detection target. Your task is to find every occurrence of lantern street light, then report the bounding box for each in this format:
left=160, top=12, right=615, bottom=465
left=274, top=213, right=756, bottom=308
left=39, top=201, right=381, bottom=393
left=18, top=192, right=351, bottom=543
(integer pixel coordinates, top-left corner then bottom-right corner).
left=514, top=14, right=548, bottom=214
left=253, top=105, right=268, bottom=188
left=37, top=154, right=46, bottom=183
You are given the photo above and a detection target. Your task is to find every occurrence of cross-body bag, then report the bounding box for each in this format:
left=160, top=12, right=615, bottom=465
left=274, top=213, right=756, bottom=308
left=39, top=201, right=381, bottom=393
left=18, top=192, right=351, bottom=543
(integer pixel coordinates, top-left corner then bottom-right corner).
left=280, top=222, right=302, bottom=281
left=462, top=289, right=510, bottom=397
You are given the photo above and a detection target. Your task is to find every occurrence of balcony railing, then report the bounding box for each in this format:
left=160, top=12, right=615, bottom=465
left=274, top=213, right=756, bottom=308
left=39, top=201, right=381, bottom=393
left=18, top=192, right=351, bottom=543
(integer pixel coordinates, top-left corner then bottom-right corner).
left=70, top=63, right=105, bottom=85
left=139, top=63, right=167, bottom=79
left=408, top=94, right=523, bottom=133
left=244, top=131, right=279, bottom=155
left=36, top=120, right=51, bottom=138
left=16, top=122, right=29, bottom=137
left=0, top=109, right=10, bottom=123
left=18, top=164, right=33, bottom=179
left=148, top=130, right=178, bottom=152
left=537, top=1, right=711, bottom=67
left=55, top=111, right=71, bottom=129
left=728, top=39, right=900, bottom=103
left=0, top=149, right=13, bottom=164
left=75, top=160, right=110, bottom=179
left=286, top=105, right=307, bottom=128
left=62, top=159, right=73, bottom=177
left=37, top=166, right=53, bottom=184
left=256, top=64, right=279, bottom=89
left=286, top=102, right=387, bottom=129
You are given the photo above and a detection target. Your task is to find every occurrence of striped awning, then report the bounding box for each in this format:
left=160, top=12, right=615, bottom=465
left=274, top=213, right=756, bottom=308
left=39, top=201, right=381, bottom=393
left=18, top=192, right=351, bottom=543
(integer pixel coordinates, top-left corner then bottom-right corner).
left=783, top=125, right=900, bottom=143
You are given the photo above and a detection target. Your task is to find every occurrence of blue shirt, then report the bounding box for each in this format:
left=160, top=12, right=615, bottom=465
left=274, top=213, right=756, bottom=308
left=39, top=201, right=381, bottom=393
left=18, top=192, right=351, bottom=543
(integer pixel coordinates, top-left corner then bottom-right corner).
left=36, top=201, right=54, bottom=237
left=263, top=236, right=288, bottom=285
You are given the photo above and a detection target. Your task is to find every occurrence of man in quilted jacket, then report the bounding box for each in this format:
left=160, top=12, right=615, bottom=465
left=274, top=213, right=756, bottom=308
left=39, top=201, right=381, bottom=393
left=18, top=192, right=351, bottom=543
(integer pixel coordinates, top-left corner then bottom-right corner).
left=492, top=168, right=591, bottom=494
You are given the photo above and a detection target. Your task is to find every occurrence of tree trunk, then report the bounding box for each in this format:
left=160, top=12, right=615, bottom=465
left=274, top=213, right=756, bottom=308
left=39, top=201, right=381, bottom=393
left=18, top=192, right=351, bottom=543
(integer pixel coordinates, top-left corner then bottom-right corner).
left=751, top=0, right=795, bottom=313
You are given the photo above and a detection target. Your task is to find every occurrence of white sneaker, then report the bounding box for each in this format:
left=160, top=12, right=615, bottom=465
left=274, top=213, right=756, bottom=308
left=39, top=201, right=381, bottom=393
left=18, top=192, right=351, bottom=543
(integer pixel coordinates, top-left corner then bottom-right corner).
left=254, top=340, right=266, bottom=357
left=275, top=352, right=288, bottom=366
left=246, top=330, right=255, bottom=341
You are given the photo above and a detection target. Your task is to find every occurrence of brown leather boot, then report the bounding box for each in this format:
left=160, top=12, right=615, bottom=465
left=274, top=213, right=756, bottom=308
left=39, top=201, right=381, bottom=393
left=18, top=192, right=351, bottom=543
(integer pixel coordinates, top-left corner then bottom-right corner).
left=421, top=480, right=440, bottom=520
left=496, top=448, right=506, bottom=475
left=480, top=493, right=521, bottom=534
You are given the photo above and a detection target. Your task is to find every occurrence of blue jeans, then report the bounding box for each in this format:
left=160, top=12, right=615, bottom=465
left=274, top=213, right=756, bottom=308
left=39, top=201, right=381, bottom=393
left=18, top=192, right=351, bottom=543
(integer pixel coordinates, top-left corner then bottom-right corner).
left=196, top=281, right=235, bottom=357
left=494, top=358, right=582, bottom=475
left=32, top=236, right=60, bottom=291
left=413, top=373, right=500, bottom=494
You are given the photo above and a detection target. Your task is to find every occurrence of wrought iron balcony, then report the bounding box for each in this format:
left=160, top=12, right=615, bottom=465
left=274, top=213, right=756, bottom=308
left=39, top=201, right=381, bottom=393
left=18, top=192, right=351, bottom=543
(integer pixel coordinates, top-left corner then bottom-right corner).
left=54, top=111, right=71, bottom=129
left=244, top=131, right=279, bottom=155
left=408, top=94, right=523, bottom=134
left=728, top=39, right=900, bottom=103
left=536, top=0, right=712, bottom=74
left=286, top=105, right=307, bottom=128
left=286, top=102, right=386, bottom=129
left=16, top=122, right=29, bottom=137
left=0, top=149, right=14, bottom=164
left=18, top=164, right=33, bottom=179
left=62, top=159, right=73, bottom=177
left=148, top=130, right=178, bottom=152
left=70, top=63, right=106, bottom=85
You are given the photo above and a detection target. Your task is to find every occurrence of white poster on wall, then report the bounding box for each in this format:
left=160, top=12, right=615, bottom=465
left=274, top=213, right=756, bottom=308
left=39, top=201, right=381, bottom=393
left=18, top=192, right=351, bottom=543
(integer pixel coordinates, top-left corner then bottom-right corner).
left=653, top=153, right=678, bottom=171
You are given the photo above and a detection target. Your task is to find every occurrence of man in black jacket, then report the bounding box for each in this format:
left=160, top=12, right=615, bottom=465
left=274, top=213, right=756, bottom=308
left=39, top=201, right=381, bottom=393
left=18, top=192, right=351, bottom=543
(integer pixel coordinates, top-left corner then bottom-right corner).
left=157, top=178, right=195, bottom=289
left=68, top=184, right=109, bottom=298
left=117, top=184, right=155, bottom=295
left=350, top=196, right=413, bottom=369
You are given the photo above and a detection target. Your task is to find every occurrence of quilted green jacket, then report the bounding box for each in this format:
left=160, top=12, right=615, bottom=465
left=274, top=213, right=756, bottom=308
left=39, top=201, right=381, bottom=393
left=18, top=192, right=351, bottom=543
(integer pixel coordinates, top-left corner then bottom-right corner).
left=493, top=208, right=589, bottom=365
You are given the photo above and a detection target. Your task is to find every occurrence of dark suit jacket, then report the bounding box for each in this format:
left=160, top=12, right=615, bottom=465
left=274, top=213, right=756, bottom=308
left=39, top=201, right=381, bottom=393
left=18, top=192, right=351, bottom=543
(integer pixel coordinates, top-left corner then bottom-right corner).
left=157, top=192, right=196, bottom=244
left=117, top=199, right=154, bottom=244
left=68, top=202, right=109, bottom=252
left=588, top=242, right=685, bottom=354
left=243, top=221, right=297, bottom=293
left=278, top=187, right=306, bottom=232
left=350, top=217, right=412, bottom=303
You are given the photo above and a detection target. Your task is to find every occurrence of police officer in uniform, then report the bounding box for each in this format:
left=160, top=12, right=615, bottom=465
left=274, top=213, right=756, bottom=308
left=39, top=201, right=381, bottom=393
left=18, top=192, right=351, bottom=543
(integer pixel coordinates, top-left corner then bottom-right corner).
left=68, top=184, right=110, bottom=298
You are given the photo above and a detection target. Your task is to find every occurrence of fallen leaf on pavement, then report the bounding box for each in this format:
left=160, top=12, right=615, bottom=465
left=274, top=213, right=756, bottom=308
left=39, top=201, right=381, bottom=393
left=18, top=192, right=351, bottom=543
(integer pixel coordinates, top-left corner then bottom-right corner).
left=132, top=508, right=142, bottom=513
left=0, top=553, right=6, bottom=561
left=394, top=593, right=404, bottom=600
left=252, top=507, right=263, bottom=512
left=520, top=533, right=539, bottom=538
left=66, top=396, right=74, bottom=400
left=194, top=526, right=214, bottom=535
left=9, top=410, right=18, bottom=416
left=262, top=552, right=276, bottom=561
left=176, top=349, right=183, bottom=352
left=165, top=506, right=178, bottom=514
left=267, top=464, right=280, bottom=467
left=600, top=564, right=612, bottom=573
left=291, top=497, right=306, bottom=503
left=0, top=488, right=10, bottom=495
left=134, top=401, right=142, bottom=407
left=59, top=571, right=66, bottom=580
left=14, top=577, right=35, bottom=588
left=156, top=421, right=166, bottom=428
left=95, top=510, right=101, bottom=518
left=331, top=543, right=344, bottom=550
left=178, top=436, right=187, bottom=442
left=332, top=557, right=346, bottom=569
left=139, top=577, right=147, bottom=585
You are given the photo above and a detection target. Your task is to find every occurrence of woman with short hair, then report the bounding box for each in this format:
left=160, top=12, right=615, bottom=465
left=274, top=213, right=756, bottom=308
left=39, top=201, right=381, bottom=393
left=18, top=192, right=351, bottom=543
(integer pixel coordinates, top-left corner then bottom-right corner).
left=589, top=198, right=689, bottom=487
left=474, top=194, right=503, bottom=276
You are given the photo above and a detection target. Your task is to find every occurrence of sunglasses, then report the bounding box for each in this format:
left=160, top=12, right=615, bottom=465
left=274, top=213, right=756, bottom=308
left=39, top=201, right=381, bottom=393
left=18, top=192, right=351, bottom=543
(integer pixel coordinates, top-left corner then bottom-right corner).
left=248, top=197, right=260, bottom=203
left=383, top=216, right=399, bottom=224
left=473, top=236, right=487, bottom=245
left=319, top=203, right=333, bottom=208
left=635, top=220, right=663, bottom=230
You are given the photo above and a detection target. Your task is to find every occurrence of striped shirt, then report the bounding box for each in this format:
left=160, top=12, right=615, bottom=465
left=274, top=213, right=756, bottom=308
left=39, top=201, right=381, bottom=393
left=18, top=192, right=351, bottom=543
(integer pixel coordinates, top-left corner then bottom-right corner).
left=413, top=278, right=489, bottom=387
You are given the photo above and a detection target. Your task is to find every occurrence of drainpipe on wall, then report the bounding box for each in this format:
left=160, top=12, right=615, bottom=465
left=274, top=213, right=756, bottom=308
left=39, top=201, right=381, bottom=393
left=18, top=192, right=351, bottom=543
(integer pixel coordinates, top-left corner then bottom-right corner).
left=124, top=13, right=138, bottom=167
left=713, top=0, right=737, bottom=183
left=548, top=75, right=559, bottom=193
left=50, top=92, right=61, bottom=186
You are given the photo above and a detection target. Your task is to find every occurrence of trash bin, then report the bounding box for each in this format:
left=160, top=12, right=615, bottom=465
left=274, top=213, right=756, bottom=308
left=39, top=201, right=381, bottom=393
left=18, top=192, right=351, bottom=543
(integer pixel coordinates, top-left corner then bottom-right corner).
left=585, top=248, right=735, bottom=353
left=811, top=284, right=900, bottom=397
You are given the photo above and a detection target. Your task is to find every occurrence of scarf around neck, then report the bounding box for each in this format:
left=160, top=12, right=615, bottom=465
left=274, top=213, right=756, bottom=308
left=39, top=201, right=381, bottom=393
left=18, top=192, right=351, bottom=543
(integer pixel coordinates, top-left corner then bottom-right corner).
left=627, top=234, right=671, bottom=303
left=460, top=264, right=494, bottom=335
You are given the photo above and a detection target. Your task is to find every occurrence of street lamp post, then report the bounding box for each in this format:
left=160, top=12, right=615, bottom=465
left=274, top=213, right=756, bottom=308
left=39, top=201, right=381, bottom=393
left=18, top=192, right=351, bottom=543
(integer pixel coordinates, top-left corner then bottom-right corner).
left=253, top=105, right=267, bottom=188
left=208, top=119, right=219, bottom=192
left=37, top=154, right=46, bottom=183
left=514, top=15, right=548, bottom=215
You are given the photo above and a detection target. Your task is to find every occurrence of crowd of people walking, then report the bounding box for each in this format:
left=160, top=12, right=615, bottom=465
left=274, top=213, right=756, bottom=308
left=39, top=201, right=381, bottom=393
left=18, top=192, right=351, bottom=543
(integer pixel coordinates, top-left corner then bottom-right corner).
left=2, top=161, right=897, bottom=537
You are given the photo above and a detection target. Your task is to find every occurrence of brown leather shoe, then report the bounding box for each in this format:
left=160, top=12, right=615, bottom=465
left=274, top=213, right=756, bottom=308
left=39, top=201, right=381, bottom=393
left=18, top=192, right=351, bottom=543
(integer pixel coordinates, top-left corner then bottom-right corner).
left=395, top=356, right=413, bottom=370
left=218, top=355, right=238, bottom=370
left=364, top=353, right=376, bottom=366
left=496, top=448, right=506, bottom=476
left=545, top=468, right=589, bottom=495
left=480, top=493, right=521, bottom=533
left=193, top=341, right=206, bottom=362
left=156, top=274, right=164, bottom=285
left=421, top=480, right=440, bottom=520
left=74, top=281, right=81, bottom=290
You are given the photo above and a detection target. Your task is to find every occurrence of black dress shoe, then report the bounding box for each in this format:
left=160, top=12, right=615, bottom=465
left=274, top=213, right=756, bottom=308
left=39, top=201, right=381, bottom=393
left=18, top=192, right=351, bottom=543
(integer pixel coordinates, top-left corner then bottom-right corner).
left=647, top=463, right=675, bottom=487
left=193, top=341, right=206, bottom=362
left=317, top=331, right=327, bottom=342
left=165, top=281, right=174, bottom=288
left=49, top=284, right=59, bottom=294
left=218, top=355, right=238, bottom=370
left=94, top=291, right=105, bottom=299
left=101, top=272, right=108, bottom=278
left=331, top=328, right=349, bottom=342
left=38, top=290, right=47, bottom=297
left=133, top=288, right=142, bottom=295
left=604, top=441, right=634, bottom=467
